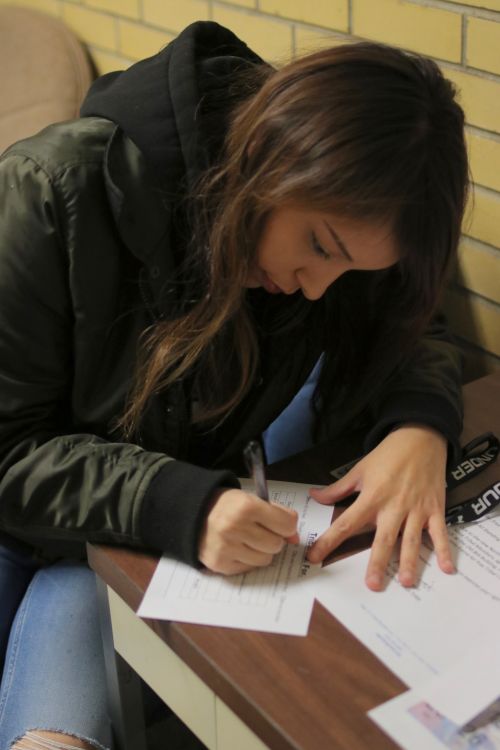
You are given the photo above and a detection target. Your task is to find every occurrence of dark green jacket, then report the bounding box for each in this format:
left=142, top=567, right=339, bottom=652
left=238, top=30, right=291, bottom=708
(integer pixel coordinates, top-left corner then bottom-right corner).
left=0, top=23, right=463, bottom=565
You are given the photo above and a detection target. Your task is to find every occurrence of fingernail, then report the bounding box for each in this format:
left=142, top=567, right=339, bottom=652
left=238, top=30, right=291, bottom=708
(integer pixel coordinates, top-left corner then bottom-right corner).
left=399, top=571, right=413, bottom=587
left=443, top=560, right=455, bottom=574
left=366, top=573, right=382, bottom=590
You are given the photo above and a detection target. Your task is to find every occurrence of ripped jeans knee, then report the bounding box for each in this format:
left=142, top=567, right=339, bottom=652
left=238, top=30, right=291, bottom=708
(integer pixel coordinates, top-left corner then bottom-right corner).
left=11, top=730, right=95, bottom=750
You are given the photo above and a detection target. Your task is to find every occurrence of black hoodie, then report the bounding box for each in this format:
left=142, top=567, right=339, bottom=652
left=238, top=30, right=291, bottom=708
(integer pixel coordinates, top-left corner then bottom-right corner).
left=81, top=21, right=263, bottom=189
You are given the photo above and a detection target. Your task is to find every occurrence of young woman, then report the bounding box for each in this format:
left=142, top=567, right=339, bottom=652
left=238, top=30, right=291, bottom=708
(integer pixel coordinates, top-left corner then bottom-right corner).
left=0, top=21, right=467, bottom=750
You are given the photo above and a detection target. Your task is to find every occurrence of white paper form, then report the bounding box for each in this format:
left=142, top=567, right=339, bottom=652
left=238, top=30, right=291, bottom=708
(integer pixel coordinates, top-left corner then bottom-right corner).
left=422, top=644, right=500, bottom=727
left=369, top=680, right=500, bottom=750
left=138, top=481, right=333, bottom=635
left=314, top=507, right=500, bottom=688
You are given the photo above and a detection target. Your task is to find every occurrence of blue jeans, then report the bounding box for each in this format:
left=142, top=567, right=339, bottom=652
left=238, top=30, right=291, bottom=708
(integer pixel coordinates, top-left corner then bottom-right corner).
left=0, top=535, right=113, bottom=750
left=263, top=357, right=322, bottom=463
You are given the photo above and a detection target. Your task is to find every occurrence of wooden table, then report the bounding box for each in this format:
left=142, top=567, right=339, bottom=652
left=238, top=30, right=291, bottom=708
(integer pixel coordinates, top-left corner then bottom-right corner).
left=88, top=372, right=500, bottom=750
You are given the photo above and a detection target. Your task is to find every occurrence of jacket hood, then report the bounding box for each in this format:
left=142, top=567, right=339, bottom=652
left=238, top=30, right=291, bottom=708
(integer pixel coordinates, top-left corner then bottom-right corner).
left=80, top=21, right=263, bottom=188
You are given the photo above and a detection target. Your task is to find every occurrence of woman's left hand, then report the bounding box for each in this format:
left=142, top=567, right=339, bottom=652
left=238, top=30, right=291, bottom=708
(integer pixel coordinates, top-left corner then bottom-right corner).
left=306, top=424, right=455, bottom=590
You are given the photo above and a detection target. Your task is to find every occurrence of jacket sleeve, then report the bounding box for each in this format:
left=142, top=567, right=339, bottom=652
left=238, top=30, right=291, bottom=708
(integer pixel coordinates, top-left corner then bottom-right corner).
left=0, top=151, right=238, bottom=565
left=364, top=313, right=464, bottom=464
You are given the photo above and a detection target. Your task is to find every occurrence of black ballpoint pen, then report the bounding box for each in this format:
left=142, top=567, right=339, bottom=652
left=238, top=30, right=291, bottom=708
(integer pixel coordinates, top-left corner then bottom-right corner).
left=243, top=440, right=269, bottom=501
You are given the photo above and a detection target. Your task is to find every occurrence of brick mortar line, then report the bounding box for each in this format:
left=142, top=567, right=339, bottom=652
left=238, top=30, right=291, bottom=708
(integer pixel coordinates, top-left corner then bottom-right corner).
left=441, top=58, right=500, bottom=82
left=87, top=43, right=134, bottom=62
left=464, top=60, right=500, bottom=78
left=470, top=182, right=500, bottom=199
left=464, top=232, right=500, bottom=257
left=467, top=124, right=500, bottom=142
left=293, top=25, right=351, bottom=43
left=116, top=18, right=177, bottom=35
left=63, top=0, right=209, bottom=28
left=407, top=0, right=500, bottom=22
left=113, top=13, right=119, bottom=50
left=61, top=9, right=122, bottom=51
left=451, top=288, right=500, bottom=315
left=211, top=0, right=345, bottom=32
left=62, top=2, right=138, bottom=22
left=285, top=23, right=477, bottom=71
left=82, top=0, right=145, bottom=11
left=470, top=180, right=500, bottom=195
left=462, top=12, right=467, bottom=65
left=71, top=11, right=180, bottom=43
left=448, top=284, right=500, bottom=313
left=461, top=236, right=500, bottom=255
left=19, top=0, right=63, bottom=11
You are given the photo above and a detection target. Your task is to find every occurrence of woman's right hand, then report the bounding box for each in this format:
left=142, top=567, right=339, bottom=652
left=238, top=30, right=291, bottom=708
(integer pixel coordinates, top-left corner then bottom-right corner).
left=199, top=488, right=299, bottom=575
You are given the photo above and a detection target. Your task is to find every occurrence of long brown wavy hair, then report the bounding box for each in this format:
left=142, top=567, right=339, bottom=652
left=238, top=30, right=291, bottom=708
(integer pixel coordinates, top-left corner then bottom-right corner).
left=120, top=41, right=468, bottom=438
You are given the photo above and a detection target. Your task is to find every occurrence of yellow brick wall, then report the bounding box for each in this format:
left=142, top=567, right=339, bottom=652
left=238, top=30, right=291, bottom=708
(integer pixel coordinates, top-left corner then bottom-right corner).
left=1, top=0, right=499, bottom=377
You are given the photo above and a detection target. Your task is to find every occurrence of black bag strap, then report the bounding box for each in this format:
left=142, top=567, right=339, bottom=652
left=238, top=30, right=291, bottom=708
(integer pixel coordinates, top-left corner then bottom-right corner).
left=445, top=432, right=499, bottom=490
left=444, top=432, right=500, bottom=525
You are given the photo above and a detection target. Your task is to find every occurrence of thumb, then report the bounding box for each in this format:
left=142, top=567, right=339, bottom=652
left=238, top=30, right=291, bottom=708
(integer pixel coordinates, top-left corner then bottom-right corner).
left=309, top=471, right=359, bottom=506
